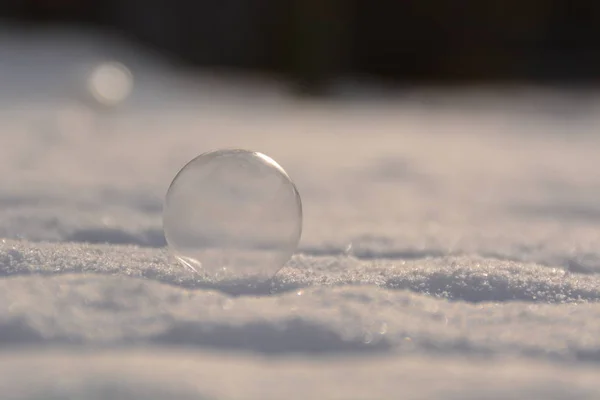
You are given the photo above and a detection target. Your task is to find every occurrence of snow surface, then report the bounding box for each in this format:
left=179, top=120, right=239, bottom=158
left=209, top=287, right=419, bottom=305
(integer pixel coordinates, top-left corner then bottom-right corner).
left=2, top=25, right=600, bottom=399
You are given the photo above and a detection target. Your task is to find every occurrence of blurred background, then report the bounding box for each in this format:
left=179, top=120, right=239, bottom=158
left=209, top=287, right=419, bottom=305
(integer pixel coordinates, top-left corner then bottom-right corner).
left=3, top=0, right=600, bottom=258
left=2, top=0, right=600, bottom=95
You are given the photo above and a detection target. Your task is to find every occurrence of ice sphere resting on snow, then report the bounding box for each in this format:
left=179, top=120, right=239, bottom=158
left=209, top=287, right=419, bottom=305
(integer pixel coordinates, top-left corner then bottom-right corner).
left=163, top=149, right=303, bottom=286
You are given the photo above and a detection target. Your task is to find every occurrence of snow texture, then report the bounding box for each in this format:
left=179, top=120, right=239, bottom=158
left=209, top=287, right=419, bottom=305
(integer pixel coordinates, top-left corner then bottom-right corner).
left=2, top=25, right=600, bottom=399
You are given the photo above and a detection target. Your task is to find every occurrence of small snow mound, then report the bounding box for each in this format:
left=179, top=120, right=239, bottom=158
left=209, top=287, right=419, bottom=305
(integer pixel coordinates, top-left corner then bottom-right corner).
left=151, top=317, right=390, bottom=354
left=0, top=318, right=45, bottom=346
left=65, top=227, right=166, bottom=248
left=382, top=260, right=596, bottom=303
left=290, top=254, right=600, bottom=304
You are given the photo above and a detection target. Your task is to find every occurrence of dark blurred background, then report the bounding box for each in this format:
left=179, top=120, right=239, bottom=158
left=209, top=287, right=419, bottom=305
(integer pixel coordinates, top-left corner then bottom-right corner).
left=2, top=0, right=600, bottom=95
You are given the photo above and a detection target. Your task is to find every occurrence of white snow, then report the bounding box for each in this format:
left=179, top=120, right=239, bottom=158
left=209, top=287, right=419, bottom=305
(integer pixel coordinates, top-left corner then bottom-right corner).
left=2, top=25, right=600, bottom=399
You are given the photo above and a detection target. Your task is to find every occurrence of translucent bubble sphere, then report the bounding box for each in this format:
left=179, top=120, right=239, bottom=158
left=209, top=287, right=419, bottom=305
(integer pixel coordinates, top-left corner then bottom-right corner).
left=86, top=62, right=133, bottom=107
left=163, top=149, right=303, bottom=286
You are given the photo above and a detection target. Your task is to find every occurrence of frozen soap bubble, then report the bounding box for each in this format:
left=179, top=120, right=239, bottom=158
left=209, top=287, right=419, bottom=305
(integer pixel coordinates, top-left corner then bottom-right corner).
left=163, top=149, right=302, bottom=289
left=86, top=62, right=133, bottom=107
